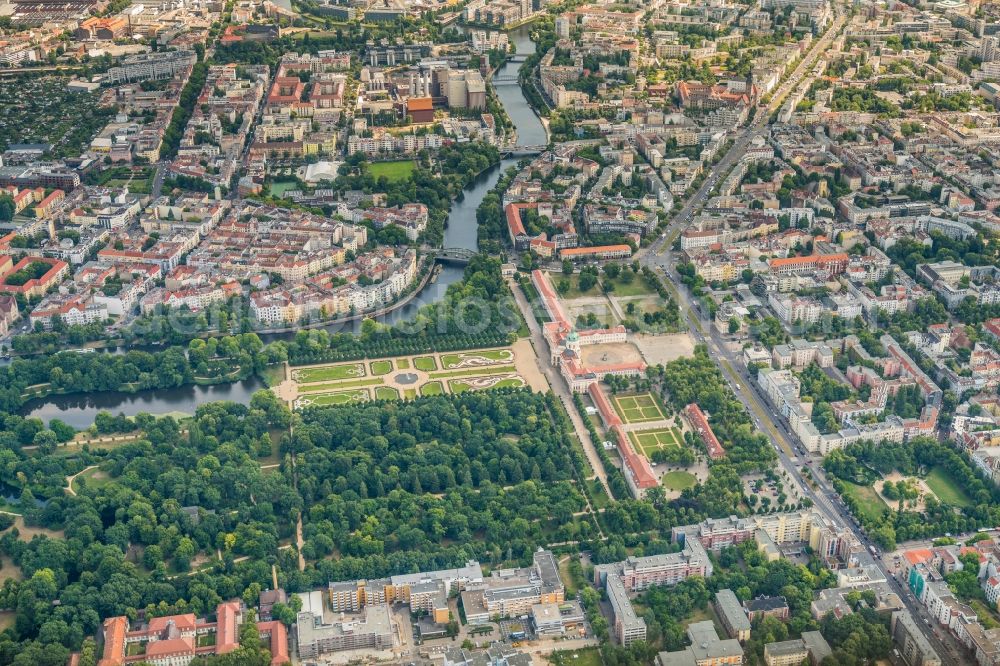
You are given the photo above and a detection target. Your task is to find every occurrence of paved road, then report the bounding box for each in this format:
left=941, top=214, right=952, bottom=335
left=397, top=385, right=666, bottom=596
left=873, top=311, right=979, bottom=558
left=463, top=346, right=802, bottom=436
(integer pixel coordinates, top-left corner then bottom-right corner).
left=634, top=11, right=962, bottom=665
left=151, top=161, right=167, bottom=198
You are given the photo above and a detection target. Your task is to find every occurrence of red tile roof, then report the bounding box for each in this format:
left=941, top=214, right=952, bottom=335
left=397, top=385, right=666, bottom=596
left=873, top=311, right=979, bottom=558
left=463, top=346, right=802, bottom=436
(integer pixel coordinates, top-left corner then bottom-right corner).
left=685, top=403, right=725, bottom=460
left=97, top=616, right=128, bottom=666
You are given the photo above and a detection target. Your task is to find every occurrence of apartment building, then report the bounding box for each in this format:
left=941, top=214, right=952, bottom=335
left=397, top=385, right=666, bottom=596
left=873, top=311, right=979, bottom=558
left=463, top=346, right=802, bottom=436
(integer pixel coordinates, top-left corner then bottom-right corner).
left=763, top=631, right=831, bottom=666
left=656, top=621, right=743, bottom=666
left=594, top=541, right=712, bottom=645
left=890, top=611, right=942, bottom=666
left=107, top=49, right=196, bottom=84
left=715, top=589, right=751, bottom=642
left=296, top=591, right=393, bottom=659
left=326, top=551, right=562, bottom=630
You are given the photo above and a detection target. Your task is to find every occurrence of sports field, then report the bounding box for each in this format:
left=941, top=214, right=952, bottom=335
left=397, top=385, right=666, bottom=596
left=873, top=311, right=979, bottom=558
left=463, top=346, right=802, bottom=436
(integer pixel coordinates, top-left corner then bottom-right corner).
left=369, top=160, right=415, bottom=182
left=293, top=363, right=365, bottom=383
left=614, top=393, right=666, bottom=424
left=629, top=428, right=680, bottom=457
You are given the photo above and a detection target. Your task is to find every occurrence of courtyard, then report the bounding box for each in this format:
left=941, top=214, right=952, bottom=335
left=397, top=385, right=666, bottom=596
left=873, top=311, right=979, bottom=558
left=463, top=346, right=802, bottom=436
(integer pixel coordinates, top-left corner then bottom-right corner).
left=613, top=393, right=667, bottom=424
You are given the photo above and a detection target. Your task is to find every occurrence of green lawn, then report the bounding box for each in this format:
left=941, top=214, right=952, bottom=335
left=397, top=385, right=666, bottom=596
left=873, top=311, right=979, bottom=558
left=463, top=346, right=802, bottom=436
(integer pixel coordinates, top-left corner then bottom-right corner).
left=294, top=363, right=366, bottom=383
left=450, top=377, right=523, bottom=393
left=126, top=642, right=147, bottom=657
left=613, top=393, right=666, bottom=424
left=421, top=381, right=444, bottom=396
left=589, top=480, right=612, bottom=509
left=72, top=467, right=112, bottom=494
left=430, top=365, right=516, bottom=379
left=661, top=471, right=697, bottom=491
left=370, top=359, right=393, bottom=376
left=403, top=389, right=418, bottom=399
left=558, top=273, right=655, bottom=299
left=258, top=363, right=286, bottom=388
left=397, top=358, right=411, bottom=370
left=374, top=387, right=400, bottom=401
left=440, top=349, right=513, bottom=369
left=971, top=599, right=1000, bottom=630
left=558, top=274, right=602, bottom=299
left=629, top=428, right=679, bottom=457
left=606, top=277, right=655, bottom=297
left=413, top=356, right=438, bottom=372
left=926, top=467, right=973, bottom=508
left=269, top=180, right=299, bottom=197
left=841, top=481, right=891, bottom=521
left=297, top=377, right=383, bottom=393
left=550, top=647, right=602, bottom=666
left=368, top=160, right=416, bottom=182
left=305, top=390, right=369, bottom=406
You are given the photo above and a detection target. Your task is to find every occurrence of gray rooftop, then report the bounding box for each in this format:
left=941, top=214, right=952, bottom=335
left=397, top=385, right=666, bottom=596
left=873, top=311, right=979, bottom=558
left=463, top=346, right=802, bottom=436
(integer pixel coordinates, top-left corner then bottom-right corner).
left=715, top=589, right=751, bottom=633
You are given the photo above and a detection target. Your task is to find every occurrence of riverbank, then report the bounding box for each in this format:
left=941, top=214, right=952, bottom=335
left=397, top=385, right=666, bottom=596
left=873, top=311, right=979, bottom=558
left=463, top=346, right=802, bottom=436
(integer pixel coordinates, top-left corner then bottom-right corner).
left=16, top=26, right=548, bottom=428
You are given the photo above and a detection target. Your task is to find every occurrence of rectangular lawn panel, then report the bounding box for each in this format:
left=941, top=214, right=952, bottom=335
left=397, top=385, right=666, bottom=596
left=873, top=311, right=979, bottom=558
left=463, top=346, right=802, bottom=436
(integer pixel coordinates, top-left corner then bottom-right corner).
left=306, top=390, right=369, bottom=406
left=629, top=428, right=679, bottom=458
left=294, top=363, right=366, bottom=383
left=298, top=378, right=383, bottom=393
left=374, top=387, right=400, bottom=401
left=613, top=392, right=666, bottom=423
left=430, top=365, right=516, bottom=379
left=370, top=360, right=393, bottom=376
left=421, top=381, right=444, bottom=396
left=413, top=356, right=438, bottom=372
left=925, top=467, right=973, bottom=507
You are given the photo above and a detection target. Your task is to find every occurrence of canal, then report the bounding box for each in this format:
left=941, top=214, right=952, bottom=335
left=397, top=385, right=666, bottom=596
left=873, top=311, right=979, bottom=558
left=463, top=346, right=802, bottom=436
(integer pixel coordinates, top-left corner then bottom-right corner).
left=23, top=25, right=547, bottom=428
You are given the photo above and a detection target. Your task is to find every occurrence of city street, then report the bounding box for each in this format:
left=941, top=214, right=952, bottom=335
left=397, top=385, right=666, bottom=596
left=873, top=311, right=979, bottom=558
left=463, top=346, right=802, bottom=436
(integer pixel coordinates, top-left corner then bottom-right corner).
left=631, top=10, right=964, bottom=665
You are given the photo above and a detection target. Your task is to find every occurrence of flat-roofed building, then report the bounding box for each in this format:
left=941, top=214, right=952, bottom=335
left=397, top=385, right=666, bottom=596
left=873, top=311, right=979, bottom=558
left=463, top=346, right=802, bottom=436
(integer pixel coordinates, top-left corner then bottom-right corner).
left=296, top=595, right=393, bottom=659
left=606, top=571, right=646, bottom=645
left=715, top=589, right=751, bottom=642
left=891, top=611, right=941, bottom=666
left=657, top=621, right=743, bottom=666
left=763, top=631, right=831, bottom=666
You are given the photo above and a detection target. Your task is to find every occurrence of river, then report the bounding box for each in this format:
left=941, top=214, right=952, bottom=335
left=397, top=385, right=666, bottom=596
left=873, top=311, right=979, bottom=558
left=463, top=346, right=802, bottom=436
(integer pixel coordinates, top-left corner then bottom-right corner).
left=23, top=25, right=547, bottom=428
